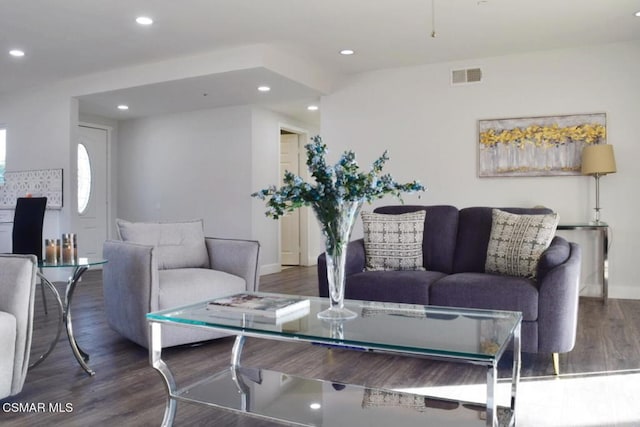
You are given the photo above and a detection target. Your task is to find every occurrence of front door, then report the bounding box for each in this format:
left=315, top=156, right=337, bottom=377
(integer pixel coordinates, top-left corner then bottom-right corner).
left=77, top=125, right=108, bottom=260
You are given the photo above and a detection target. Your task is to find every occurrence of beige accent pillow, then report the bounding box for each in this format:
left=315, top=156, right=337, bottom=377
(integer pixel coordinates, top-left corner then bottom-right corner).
left=485, top=209, right=558, bottom=279
left=361, top=210, right=426, bottom=271
left=116, top=219, right=209, bottom=270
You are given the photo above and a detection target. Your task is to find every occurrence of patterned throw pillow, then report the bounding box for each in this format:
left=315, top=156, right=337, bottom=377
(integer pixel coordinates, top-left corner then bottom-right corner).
left=361, top=210, right=426, bottom=271
left=485, top=209, right=559, bottom=279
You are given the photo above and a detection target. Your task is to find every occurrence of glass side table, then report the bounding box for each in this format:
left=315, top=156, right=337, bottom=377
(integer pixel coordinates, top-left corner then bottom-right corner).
left=32, top=258, right=107, bottom=376
left=557, top=223, right=609, bottom=303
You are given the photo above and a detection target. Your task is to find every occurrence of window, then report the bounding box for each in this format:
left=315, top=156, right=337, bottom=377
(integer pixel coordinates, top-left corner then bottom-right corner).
left=77, top=143, right=91, bottom=214
left=0, top=128, right=5, bottom=184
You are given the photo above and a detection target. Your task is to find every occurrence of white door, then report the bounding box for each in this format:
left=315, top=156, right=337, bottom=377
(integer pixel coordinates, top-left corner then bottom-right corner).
left=280, top=134, right=300, bottom=265
left=77, top=125, right=108, bottom=260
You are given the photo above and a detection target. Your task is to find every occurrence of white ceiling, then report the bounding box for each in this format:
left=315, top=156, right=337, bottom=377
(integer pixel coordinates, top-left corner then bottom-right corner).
left=2, top=0, right=640, bottom=124
left=77, top=68, right=323, bottom=121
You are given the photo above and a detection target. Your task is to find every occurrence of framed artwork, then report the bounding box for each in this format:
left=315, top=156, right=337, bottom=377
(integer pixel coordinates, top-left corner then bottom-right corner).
left=478, top=113, right=606, bottom=177
left=0, top=168, right=63, bottom=209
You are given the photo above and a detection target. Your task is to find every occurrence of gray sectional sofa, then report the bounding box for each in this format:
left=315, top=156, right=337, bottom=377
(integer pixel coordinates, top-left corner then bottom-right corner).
left=318, top=205, right=582, bottom=360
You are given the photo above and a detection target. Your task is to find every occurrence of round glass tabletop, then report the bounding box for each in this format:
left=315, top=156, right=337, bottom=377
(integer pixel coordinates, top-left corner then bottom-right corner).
left=38, top=258, right=107, bottom=268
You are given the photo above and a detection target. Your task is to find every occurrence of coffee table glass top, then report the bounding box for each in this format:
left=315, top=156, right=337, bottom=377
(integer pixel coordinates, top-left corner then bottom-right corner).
left=147, top=293, right=521, bottom=362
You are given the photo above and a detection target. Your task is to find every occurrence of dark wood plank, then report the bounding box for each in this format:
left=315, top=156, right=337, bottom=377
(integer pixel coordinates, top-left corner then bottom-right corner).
left=1, top=267, right=639, bottom=426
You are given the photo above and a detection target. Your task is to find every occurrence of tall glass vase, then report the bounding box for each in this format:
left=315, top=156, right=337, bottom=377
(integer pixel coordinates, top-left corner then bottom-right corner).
left=314, top=199, right=362, bottom=321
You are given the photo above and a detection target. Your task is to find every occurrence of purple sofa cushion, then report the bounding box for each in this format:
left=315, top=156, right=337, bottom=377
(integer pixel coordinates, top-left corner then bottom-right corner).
left=430, top=272, right=539, bottom=321
left=452, top=207, right=554, bottom=274
left=373, top=205, right=458, bottom=274
left=345, top=270, right=448, bottom=305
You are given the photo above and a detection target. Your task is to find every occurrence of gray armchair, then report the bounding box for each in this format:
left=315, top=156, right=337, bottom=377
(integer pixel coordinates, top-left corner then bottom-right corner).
left=0, top=254, right=37, bottom=400
left=102, top=219, right=260, bottom=348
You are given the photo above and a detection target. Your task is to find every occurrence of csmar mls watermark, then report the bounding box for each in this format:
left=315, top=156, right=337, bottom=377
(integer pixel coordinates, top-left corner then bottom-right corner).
left=2, top=402, right=73, bottom=413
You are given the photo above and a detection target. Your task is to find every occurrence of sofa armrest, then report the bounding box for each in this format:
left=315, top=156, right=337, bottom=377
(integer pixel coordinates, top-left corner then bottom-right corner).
left=537, top=236, right=571, bottom=279
left=536, top=241, right=582, bottom=353
left=102, top=240, right=159, bottom=347
left=317, top=239, right=366, bottom=297
left=205, top=238, right=260, bottom=292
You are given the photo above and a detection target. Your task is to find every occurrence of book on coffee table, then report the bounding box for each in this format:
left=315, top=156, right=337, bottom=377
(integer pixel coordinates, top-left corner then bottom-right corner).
left=207, top=293, right=310, bottom=319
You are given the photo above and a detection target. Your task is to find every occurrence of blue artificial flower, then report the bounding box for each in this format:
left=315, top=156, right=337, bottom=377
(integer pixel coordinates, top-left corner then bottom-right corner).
left=252, top=135, right=425, bottom=224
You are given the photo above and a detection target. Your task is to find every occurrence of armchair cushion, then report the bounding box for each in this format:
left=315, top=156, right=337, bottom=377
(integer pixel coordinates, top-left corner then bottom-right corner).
left=116, top=219, right=209, bottom=270
left=158, top=268, right=246, bottom=310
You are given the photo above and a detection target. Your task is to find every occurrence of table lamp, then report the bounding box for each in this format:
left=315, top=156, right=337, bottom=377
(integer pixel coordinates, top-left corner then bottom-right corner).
left=581, top=144, right=617, bottom=224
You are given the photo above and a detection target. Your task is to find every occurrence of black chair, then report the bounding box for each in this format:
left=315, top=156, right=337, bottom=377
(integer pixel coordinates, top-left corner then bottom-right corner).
left=12, top=197, right=48, bottom=313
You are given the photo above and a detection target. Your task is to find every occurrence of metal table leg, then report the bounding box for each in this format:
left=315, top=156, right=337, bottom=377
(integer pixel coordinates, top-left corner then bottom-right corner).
left=29, top=272, right=64, bottom=368
left=486, top=361, right=498, bottom=427
left=510, top=323, right=522, bottom=426
left=32, top=265, right=95, bottom=375
left=150, top=322, right=178, bottom=427
left=486, top=322, right=521, bottom=427
left=64, top=266, right=94, bottom=375
left=230, top=335, right=249, bottom=411
left=602, top=227, right=609, bottom=303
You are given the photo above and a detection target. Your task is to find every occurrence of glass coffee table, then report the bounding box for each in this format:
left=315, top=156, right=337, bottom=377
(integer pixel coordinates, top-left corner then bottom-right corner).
left=147, top=293, right=521, bottom=427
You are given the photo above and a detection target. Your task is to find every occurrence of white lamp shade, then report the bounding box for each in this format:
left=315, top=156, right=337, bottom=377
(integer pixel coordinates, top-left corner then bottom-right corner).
left=581, top=144, right=617, bottom=175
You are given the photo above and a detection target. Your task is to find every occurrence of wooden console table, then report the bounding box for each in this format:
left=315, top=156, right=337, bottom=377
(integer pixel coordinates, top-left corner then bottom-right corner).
left=557, top=223, right=609, bottom=303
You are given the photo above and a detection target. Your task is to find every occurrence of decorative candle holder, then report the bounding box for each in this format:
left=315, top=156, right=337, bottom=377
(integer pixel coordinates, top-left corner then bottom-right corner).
left=62, top=233, right=75, bottom=264
left=45, top=239, right=57, bottom=264
left=73, top=233, right=78, bottom=261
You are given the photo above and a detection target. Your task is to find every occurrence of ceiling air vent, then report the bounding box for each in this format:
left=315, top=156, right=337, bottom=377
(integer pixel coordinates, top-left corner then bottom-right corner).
left=451, top=67, right=482, bottom=85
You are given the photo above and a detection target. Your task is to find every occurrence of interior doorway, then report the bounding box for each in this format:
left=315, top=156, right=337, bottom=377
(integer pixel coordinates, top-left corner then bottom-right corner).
left=280, top=131, right=300, bottom=266
left=279, top=124, right=317, bottom=267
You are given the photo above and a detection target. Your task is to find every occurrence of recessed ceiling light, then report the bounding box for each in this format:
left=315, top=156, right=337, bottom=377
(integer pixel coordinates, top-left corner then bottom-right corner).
left=307, top=105, right=319, bottom=111
left=117, top=105, right=129, bottom=110
left=9, top=49, right=25, bottom=57
left=339, top=49, right=355, bottom=56
left=309, top=403, right=321, bottom=410
left=257, top=86, right=271, bottom=92
left=635, top=11, right=640, bottom=17
left=136, top=16, right=153, bottom=25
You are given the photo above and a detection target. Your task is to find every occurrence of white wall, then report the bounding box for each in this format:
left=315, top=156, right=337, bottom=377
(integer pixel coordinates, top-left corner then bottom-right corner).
left=0, top=87, right=74, bottom=250
left=321, top=41, right=640, bottom=299
left=117, top=105, right=253, bottom=238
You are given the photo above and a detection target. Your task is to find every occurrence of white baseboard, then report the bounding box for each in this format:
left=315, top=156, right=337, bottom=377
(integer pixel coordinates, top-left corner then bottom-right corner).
left=581, top=283, right=640, bottom=300
left=259, top=263, right=281, bottom=276
left=609, top=285, right=640, bottom=300
left=579, top=283, right=603, bottom=298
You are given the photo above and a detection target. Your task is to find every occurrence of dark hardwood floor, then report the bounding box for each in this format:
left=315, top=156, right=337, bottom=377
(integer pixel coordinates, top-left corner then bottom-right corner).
left=1, top=267, right=639, bottom=426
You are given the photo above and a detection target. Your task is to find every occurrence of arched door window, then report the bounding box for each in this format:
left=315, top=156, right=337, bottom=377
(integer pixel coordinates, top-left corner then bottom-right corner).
left=77, top=143, right=91, bottom=214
